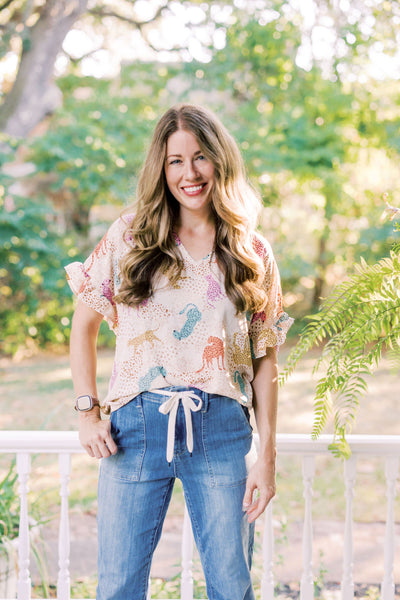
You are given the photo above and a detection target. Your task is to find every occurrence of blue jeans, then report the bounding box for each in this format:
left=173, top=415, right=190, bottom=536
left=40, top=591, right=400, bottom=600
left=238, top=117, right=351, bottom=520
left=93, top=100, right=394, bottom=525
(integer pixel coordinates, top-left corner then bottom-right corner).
left=97, top=387, right=255, bottom=600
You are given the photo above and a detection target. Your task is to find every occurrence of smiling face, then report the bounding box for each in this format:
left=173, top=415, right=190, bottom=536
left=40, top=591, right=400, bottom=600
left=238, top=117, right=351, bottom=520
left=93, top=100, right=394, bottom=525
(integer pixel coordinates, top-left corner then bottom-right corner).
left=164, top=128, right=215, bottom=219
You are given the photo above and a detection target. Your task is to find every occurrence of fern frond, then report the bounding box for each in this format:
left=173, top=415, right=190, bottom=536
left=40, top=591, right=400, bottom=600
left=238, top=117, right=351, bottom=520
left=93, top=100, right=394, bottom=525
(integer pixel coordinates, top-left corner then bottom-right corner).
left=281, top=246, right=400, bottom=457
left=279, top=249, right=400, bottom=387
left=328, top=427, right=352, bottom=459
left=311, top=385, right=333, bottom=439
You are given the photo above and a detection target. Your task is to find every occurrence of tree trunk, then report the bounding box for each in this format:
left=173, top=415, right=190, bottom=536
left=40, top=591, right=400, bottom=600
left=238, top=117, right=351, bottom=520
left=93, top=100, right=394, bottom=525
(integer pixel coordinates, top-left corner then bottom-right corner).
left=0, top=0, right=88, bottom=138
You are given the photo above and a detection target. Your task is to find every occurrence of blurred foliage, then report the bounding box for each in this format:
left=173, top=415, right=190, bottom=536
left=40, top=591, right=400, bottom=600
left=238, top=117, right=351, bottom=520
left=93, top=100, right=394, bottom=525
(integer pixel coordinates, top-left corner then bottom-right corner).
left=0, top=144, right=114, bottom=354
left=0, top=189, right=74, bottom=354
left=0, top=2, right=400, bottom=358
left=28, top=68, right=182, bottom=234
left=0, top=460, right=19, bottom=541
left=180, top=15, right=398, bottom=309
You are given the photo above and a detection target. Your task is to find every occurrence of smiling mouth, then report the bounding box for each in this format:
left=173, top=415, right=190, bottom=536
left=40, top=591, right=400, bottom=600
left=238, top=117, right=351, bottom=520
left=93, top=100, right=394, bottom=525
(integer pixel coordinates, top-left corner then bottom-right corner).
left=182, top=183, right=207, bottom=195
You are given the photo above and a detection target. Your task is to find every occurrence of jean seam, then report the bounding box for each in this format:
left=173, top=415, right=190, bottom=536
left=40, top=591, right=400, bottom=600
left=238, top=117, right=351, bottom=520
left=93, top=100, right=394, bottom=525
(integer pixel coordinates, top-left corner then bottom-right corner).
left=201, top=411, right=216, bottom=488
left=142, top=478, right=175, bottom=595
left=137, top=400, right=146, bottom=481
left=200, top=390, right=209, bottom=413
left=182, top=487, right=216, bottom=600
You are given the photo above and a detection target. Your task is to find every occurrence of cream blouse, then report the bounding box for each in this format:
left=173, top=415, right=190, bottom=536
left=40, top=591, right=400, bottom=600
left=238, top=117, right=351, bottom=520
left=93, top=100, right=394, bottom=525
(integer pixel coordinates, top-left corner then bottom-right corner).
left=65, top=216, right=293, bottom=412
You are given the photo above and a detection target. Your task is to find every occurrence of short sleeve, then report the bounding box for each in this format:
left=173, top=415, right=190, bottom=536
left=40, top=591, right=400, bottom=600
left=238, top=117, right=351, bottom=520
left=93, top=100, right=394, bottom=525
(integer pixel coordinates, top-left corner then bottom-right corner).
left=64, top=218, right=124, bottom=331
left=249, top=234, right=294, bottom=358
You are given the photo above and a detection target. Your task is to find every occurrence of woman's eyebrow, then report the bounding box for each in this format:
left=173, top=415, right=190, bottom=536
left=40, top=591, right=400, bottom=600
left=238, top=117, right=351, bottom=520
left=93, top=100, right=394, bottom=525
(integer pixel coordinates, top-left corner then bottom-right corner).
left=166, top=150, right=202, bottom=159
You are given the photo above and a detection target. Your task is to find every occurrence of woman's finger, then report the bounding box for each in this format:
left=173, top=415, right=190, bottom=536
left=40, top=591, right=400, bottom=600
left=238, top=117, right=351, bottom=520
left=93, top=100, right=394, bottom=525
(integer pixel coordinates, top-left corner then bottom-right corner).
left=104, top=431, right=118, bottom=455
left=242, top=481, right=256, bottom=510
left=246, top=486, right=275, bottom=522
left=85, top=443, right=95, bottom=458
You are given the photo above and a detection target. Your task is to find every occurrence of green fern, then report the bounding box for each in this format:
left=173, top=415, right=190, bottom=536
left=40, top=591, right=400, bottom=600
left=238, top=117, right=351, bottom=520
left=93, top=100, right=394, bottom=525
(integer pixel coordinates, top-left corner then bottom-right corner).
left=280, top=248, right=400, bottom=457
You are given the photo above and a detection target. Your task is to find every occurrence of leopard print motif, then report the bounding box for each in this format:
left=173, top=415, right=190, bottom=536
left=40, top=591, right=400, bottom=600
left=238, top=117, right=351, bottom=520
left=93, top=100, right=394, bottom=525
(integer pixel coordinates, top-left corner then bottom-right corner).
left=65, top=216, right=293, bottom=411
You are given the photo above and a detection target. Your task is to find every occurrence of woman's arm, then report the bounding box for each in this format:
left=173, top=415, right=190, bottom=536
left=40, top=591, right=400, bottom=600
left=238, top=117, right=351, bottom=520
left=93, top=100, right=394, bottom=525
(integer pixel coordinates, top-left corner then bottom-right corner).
left=70, top=299, right=117, bottom=459
left=243, top=347, right=278, bottom=523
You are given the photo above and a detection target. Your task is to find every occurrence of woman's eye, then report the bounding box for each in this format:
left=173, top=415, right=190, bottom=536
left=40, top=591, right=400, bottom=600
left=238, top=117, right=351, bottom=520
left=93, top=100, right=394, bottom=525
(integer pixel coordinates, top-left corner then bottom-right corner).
left=196, top=155, right=206, bottom=161
left=169, top=159, right=181, bottom=165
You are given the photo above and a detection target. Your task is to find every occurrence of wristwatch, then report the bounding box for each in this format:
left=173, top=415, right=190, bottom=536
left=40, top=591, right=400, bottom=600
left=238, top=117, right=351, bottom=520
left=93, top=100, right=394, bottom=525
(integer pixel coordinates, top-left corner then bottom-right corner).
left=75, top=395, right=100, bottom=412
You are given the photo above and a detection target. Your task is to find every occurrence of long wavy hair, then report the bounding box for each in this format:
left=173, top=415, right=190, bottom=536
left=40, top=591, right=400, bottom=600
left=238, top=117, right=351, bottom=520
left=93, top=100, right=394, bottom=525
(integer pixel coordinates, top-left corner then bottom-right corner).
left=114, top=103, right=267, bottom=313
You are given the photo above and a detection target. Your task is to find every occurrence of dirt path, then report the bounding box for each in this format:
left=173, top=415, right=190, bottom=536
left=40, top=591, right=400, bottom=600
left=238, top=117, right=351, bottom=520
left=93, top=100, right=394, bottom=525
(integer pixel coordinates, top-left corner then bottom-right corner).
left=38, top=510, right=400, bottom=588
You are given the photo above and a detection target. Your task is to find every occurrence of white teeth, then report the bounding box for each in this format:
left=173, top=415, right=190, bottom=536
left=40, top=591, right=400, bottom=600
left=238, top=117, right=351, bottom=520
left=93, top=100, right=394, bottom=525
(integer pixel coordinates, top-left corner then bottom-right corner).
left=183, top=184, right=204, bottom=193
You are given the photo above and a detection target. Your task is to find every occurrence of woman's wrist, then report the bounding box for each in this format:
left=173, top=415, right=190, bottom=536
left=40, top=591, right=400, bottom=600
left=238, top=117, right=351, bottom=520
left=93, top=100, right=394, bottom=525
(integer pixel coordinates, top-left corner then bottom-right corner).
left=78, top=406, right=102, bottom=422
left=257, top=446, right=277, bottom=465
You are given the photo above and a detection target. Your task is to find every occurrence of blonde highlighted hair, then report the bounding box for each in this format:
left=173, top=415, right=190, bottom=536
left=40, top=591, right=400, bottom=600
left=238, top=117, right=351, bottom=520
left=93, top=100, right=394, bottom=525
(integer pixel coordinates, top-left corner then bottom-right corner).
left=114, top=103, right=267, bottom=313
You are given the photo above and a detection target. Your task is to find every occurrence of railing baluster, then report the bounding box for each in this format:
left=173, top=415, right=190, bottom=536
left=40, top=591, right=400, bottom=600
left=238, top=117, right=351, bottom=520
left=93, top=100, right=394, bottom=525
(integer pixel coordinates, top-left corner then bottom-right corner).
left=261, top=499, right=274, bottom=600
left=57, top=453, right=71, bottom=600
left=300, top=455, right=315, bottom=600
left=16, top=452, right=31, bottom=600
left=181, top=505, right=194, bottom=600
left=341, top=455, right=357, bottom=600
left=381, top=456, right=399, bottom=600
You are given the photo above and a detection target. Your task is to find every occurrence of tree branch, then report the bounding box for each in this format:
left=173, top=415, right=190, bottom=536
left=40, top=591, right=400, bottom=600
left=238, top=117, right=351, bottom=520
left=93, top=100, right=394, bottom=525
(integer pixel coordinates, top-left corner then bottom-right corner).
left=63, top=46, right=103, bottom=63
left=87, top=2, right=191, bottom=55
left=0, top=0, right=16, bottom=12
left=88, top=2, right=168, bottom=29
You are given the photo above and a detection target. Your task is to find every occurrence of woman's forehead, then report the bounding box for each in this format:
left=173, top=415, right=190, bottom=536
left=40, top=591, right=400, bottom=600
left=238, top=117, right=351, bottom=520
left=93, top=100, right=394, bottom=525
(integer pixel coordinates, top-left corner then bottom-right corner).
left=166, top=129, right=202, bottom=155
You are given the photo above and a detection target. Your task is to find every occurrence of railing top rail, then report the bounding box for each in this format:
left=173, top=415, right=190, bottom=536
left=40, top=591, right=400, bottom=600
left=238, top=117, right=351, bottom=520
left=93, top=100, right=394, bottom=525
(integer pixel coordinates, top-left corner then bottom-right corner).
left=0, top=431, right=400, bottom=456
left=276, top=433, right=400, bottom=455
left=0, top=430, right=82, bottom=453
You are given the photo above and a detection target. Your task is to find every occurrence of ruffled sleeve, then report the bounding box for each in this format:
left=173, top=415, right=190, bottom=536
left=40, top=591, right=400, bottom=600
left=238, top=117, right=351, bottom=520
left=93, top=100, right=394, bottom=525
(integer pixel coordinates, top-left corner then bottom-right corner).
left=249, top=234, right=294, bottom=358
left=65, top=218, right=125, bottom=331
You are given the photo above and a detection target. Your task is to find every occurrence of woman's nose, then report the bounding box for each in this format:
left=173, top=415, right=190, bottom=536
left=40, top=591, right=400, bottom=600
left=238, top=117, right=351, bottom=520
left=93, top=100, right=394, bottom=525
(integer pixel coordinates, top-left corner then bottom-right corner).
left=183, top=160, right=199, bottom=179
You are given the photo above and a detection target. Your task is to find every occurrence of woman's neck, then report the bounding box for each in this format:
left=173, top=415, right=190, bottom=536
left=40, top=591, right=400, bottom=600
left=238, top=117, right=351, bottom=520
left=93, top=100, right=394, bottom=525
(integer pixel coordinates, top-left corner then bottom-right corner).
left=176, top=210, right=215, bottom=238
left=175, top=213, right=216, bottom=261
left=177, top=205, right=214, bottom=228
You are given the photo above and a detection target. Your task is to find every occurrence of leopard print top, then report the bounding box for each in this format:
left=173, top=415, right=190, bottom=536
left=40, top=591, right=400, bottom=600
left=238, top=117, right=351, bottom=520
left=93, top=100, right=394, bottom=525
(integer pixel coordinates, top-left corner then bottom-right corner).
left=65, top=216, right=293, bottom=412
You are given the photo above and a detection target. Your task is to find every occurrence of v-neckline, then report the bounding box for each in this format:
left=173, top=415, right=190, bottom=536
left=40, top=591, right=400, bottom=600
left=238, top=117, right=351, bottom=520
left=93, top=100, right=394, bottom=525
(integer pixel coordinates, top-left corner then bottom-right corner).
left=174, top=233, right=213, bottom=264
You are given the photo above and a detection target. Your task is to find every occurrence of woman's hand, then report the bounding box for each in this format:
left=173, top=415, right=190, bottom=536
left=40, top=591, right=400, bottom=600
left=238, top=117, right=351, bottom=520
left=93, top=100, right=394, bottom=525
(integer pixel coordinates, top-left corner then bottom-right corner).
left=242, top=456, right=276, bottom=523
left=79, top=411, right=118, bottom=459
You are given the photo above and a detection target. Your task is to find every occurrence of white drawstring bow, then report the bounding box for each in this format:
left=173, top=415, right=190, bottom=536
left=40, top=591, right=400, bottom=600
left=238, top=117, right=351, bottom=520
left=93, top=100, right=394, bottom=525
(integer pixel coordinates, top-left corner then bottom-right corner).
left=154, top=390, right=203, bottom=463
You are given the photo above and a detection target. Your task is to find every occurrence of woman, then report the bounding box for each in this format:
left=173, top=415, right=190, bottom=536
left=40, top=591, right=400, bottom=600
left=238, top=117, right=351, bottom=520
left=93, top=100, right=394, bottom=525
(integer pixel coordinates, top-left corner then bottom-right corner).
left=66, top=103, right=292, bottom=600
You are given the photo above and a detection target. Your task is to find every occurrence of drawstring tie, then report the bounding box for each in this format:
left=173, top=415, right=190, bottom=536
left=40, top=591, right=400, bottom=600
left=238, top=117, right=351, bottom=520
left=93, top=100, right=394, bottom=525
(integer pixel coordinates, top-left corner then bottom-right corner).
left=153, top=390, right=203, bottom=464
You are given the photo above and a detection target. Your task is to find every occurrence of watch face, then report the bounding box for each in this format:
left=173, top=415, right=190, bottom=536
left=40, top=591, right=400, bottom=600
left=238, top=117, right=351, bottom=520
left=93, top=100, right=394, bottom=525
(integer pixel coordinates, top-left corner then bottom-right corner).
left=77, top=396, right=92, bottom=411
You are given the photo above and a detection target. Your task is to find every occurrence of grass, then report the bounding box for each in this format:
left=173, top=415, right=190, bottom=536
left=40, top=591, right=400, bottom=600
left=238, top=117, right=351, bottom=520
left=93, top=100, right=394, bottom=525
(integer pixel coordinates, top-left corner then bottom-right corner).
left=0, top=346, right=395, bottom=520
left=0, top=345, right=399, bottom=598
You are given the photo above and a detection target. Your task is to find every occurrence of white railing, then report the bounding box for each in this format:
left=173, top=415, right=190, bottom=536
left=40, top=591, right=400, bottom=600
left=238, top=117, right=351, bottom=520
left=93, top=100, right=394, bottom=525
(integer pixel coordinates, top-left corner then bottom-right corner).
left=0, top=432, right=399, bottom=600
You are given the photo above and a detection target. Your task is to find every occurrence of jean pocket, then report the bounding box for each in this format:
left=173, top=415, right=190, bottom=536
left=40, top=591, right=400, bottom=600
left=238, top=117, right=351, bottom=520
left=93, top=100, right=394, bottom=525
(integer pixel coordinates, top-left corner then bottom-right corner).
left=101, top=398, right=146, bottom=482
left=203, top=397, right=253, bottom=487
